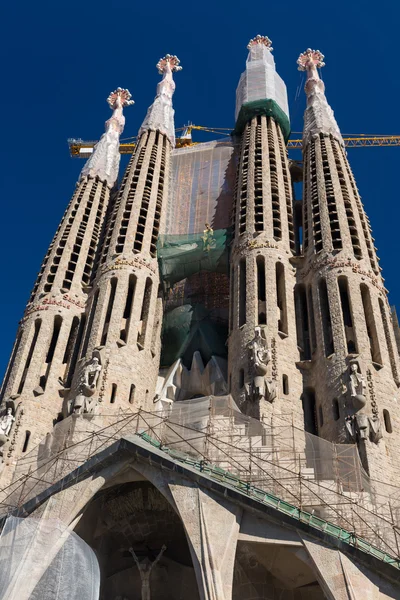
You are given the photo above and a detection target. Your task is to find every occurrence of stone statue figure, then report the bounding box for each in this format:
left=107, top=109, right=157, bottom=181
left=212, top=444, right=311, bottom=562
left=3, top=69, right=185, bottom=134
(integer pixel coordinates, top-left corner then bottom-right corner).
left=129, top=545, right=166, bottom=600
left=248, top=327, right=276, bottom=403
left=0, top=407, right=15, bottom=437
left=348, top=363, right=366, bottom=410
left=72, top=351, right=102, bottom=414
left=345, top=413, right=382, bottom=444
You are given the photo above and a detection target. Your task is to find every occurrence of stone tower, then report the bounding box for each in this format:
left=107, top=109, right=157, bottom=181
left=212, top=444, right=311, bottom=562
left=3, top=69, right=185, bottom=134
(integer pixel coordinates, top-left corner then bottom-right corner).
left=68, top=55, right=181, bottom=414
left=228, top=36, right=304, bottom=424
left=0, top=88, right=133, bottom=462
left=296, top=49, right=400, bottom=479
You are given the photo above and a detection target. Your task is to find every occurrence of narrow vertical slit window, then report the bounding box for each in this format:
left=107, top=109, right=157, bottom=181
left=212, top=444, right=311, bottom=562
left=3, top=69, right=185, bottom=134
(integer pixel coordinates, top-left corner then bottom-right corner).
left=0, top=330, right=22, bottom=401
left=22, top=431, right=31, bottom=453
left=81, top=290, right=99, bottom=358
left=276, top=262, right=288, bottom=335
left=318, top=405, right=324, bottom=427
left=302, top=389, right=317, bottom=435
left=379, top=298, right=398, bottom=382
left=63, top=317, right=80, bottom=365
left=46, top=316, right=63, bottom=364
left=239, top=259, right=246, bottom=327
left=138, top=278, right=153, bottom=348
left=383, top=409, right=392, bottom=433
left=332, top=398, right=340, bottom=421
left=319, top=279, right=334, bottom=356
left=101, top=278, right=118, bottom=346
left=256, top=256, right=266, bottom=325
left=120, top=275, right=136, bottom=342
left=307, top=286, right=317, bottom=353
left=18, top=319, right=42, bottom=394
left=229, top=267, right=234, bottom=332
left=338, top=277, right=357, bottom=354
left=65, top=315, right=86, bottom=387
left=110, top=384, right=117, bottom=404
left=282, top=375, right=289, bottom=395
left=239, top=369, right=244, bottom=389
left=129, top=384, right=136, bottom=405
left=295, top=284, right=311, bottom=360
left=360, top=284, right=382, bottom=365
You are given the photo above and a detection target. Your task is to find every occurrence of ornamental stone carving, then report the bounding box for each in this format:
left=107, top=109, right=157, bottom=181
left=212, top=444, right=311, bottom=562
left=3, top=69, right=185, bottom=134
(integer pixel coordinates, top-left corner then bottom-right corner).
left=129, top=545, right=166, bottom=600
left=71, top=351, right=102, bottom=414
left=348, top=362, right=367, bottom=410
left=0, top=407, right=15, bottom=438
left=248, top=327, right=277, bottom=403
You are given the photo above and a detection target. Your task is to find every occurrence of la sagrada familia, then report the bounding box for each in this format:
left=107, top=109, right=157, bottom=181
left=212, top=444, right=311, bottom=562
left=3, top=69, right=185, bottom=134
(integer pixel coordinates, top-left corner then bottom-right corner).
left=0, top=36, right=399, bottom=599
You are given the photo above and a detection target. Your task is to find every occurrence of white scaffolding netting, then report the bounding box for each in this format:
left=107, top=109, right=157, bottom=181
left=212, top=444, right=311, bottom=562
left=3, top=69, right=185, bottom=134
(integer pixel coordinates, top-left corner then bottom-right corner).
left=1, top=396, right=400, bottom=562
left=0, top=512, right=100, bottom=600
left=235, top=43, right=289, bottom=121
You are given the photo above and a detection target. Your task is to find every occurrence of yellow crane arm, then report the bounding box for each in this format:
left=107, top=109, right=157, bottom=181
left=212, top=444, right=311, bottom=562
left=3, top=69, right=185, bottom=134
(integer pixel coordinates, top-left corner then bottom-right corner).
left=68, top=131, right=400, bottom=158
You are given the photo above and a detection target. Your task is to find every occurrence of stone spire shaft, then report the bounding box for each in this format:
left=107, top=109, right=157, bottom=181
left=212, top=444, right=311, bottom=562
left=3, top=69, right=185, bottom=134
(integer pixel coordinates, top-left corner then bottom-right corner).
left=296, top=50, right=400, bottom=481
left=297, top=49, right=343, bottom=147
left=0, top=90, right=133, bottom=472
left=228, top=37, right=304, bottom=425
left=80, top=87, right=134, bottom=185
left=71, top=56, right=181, bottom=415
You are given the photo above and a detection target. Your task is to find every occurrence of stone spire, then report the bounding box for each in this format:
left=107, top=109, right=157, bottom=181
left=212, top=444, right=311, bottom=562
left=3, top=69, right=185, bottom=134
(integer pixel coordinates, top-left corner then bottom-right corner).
left=138, top=54, right=182, bottom=147
left=80, top=88, right=134, bottom=186
left=297, top=49, right=343, bottom=147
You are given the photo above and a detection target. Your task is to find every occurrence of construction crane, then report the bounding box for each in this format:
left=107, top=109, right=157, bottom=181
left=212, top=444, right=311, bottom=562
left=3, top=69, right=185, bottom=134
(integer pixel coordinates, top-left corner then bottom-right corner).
left=68, top=125, right=400, bottom=158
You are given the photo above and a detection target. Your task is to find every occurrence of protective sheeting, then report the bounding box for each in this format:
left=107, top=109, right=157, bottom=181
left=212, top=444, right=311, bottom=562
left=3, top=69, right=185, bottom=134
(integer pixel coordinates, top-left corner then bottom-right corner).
left=235, top=42, right=289, bottom=123
left=165, top=139, right=236, bottom=235
left=3, top=399, right=400, bottom=561
left=0, top=514, right=100, bottom=600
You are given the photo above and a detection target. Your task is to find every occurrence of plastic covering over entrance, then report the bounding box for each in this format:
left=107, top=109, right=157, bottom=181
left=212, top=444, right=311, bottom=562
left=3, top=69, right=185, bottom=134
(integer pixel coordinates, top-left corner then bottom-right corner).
left=0, top=513, right=100, bottom=600
left=2, top=397, right=400, bottom=565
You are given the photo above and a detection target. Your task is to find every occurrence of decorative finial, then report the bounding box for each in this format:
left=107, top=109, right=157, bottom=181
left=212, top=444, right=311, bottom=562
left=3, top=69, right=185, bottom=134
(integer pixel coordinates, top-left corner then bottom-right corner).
left=107, top=87, right=134, bottom=109
left=156, top=54, right=182, bottom=74
left=247, top=35, right=273, bottom=51
left=297, top=49, right=325, bottom=71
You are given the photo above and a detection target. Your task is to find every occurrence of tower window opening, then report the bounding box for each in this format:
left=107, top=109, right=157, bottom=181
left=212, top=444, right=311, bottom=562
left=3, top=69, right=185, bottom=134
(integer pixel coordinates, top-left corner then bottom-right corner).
left=18, top=319, right=42, bottom=394
left=101, top=278, right=118, bottom=346
left=63, top=317, right=80, bottom=365
left=319, top=278, right=334, bottom=357
left=138, top=278, right=153, bottom=348
left=277, top=125, right=295, bottom=252
left=267, top=119, right=282, bottom=240
left=383, top=409, right=393, bottom=434
left=239, top=259, right=246, bottom=327
left=360, top=284, right=382, bottom=366
left=302, top=388, right=318, bottom=436
left=307, top=286, right=317, bottom=353
left=81, top=290, right=99, bottom=358
left=254, top=118, right=264, bottom=232
left=282, top=374, right=289, bottom=395
left=22, top=431, right=31, bottom=453
left=65, top=315, right=86, bottom=387
left=120, top=275, right=136, bottom=342
left=318, top=404, right=324, bottom=427
left=294, top=199, right=303, bottom=255
left=229, top=267, right=234, bottom=332
left=379, top=298, right=399, bottom=382
left=238, top=124, right=250, bottom=235
left=302, top=152, right=310, bottom=252
left=276, top=262, right=288, bottom=335
left=110, top=384, right=117, bottom=404
left=320, top=136, right=342, bottom=251
left=0, top=330, right=22, bottom=402
left=338, top=277, right=357, bottom=354
left=239, top=369, right=244, bottom=389
left=295, top=284, right=311, bottom=360
left=46, top=316, right=62, bottom=364
left=332, top=398, right=340, bottom=421
left=256, top=256, right=266, bottom=325
left=129, top=384, right=136, bottom=405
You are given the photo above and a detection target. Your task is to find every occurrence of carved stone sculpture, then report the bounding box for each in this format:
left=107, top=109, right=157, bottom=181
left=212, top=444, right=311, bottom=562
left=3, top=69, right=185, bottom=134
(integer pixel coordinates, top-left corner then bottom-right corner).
left=345, top=413, right=382, bottom=444
left=348, top=363, right=366, bottom=410
left=0, top=407, right=15, bottom=438
left=129, top=545, right=166, bottom=600
left=72, top=351, right=102, bottom=414
left=248, top=327, right=276, bottom=403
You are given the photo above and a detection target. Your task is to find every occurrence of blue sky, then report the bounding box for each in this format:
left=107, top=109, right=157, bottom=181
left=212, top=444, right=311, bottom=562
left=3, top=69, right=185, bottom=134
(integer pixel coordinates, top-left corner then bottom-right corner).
left=0, top=0, right=399, bottom=379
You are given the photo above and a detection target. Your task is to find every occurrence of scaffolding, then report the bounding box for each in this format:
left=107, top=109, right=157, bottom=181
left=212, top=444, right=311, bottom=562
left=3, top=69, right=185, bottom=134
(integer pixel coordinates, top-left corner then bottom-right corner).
left=1, top=396, right=400, bottom=566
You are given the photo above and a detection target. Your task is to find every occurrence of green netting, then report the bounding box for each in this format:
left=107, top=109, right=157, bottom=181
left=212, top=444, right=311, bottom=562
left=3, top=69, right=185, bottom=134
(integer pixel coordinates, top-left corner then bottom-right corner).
left=233, top=98, right=291, bottom=142
left=157, top=228, right=232, bottom=288
left=161, top=303, right=228, bottom=367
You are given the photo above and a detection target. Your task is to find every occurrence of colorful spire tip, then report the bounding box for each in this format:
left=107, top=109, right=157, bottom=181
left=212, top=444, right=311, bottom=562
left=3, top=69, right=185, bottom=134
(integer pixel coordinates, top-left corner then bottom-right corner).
left=297, top=49, right=325, bottom=71
left=156, top=54, right=182, bottom=74
left=247, top=35, right=273, bottom=51
left=106, top=88, right=134, bottom=109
